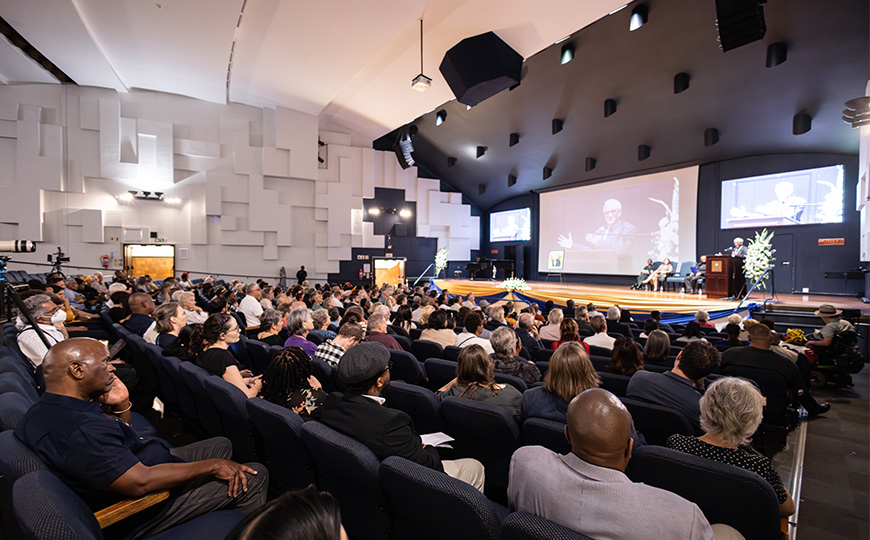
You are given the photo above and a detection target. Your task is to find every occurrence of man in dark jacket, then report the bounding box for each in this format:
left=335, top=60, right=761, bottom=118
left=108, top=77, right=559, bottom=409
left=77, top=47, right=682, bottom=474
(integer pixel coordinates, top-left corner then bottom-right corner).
left=312, top=343, right=484, bottom=491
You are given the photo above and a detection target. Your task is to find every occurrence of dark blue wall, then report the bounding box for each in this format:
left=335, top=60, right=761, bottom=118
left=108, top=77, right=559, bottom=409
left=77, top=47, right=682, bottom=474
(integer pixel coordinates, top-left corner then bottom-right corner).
left=482, top=153, right=862, bottom=294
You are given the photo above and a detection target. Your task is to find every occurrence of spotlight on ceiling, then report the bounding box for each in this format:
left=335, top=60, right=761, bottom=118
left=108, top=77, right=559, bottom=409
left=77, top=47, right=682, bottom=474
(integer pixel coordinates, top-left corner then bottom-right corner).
left=604, top=99, right=618, bottom=118
left=508, top=174, right=517, bottom=187
left=476, top=146, right=487, bottom=158
left=552, top=118, right=564, bottom=134
left=509, top=132, right=520, bottom=147
left=447, top=156, right=457, bottom=167
left=479, top=184, right=486, bottom=195
left=704, top=128, right=720, bottom=146
left=411, top=20, right=431, bottom=92
left=765, top=42, right=787, bottom=67
left=638, top=145, right=651, bottom=161
left=118, top=192, right=134, bottom=202
left=165, top=197, right=182, bottom=204
left=560, top=43, right=575, bottom=64
left=629, top=4, right=648, bottom=31
left=399, top=208, right=412, bottom=218
left=435, top=110, right=447, bottom=126
left=543, top=166, right=553, bottom=180
left=793, top=113, right=812, bottom=135
left=585, top=157, right=597, bottom=171
left=674, top=72, right=690, bottom=94
left=368, top=207, right=381, bottom=216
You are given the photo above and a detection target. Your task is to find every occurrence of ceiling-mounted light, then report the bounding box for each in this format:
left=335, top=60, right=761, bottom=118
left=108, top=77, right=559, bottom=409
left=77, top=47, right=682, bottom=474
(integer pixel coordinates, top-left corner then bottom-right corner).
left=765, top=42, right=787, bottom=67
left=118, top=192, right=134, bottom=202
left=399, top=208, right=412, bottom=218
left=629, top=4, right=648, bottom=31
left=476, top=146, right=487, bottom=158
left=435, top=110, right=447, bottom=126
left=368, top=207, right=381, bottom=216
left=165, top=196, right=182, bottom=204
left=411, top=19, right=432, bottom=92
left=560, top=43, right=575, bottom=64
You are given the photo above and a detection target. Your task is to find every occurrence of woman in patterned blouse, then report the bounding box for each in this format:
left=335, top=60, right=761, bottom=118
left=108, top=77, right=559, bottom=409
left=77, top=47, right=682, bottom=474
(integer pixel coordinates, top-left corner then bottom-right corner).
left=260, top=347, right=327, bottom=420
left=666, top=377, right=796, bottom=516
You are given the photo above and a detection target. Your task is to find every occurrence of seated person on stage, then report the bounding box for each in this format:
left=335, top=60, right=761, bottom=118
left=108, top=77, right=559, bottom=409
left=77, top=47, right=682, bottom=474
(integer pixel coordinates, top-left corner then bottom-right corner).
left=605, top=306, right=632, bottom=337
left=312, top=343, right=485, bottom=491
left=419, top=310, right=458, bottom=350
left=720, top=324, right=830, bottom=416
left=639, top=318, right=659, bottom=339
left=515, top=313, right=545, bottom=352
left=124, top=292, right=159, bottom=344
left=667, top=377, right=796, bottom=517
left=154, top=302, right=186, bottom=349
left=646, top=258, right=673, bottom=292
left=193, top=313, right=262, bottom=398
left=365, top=312, right=403, bottom=351
left=509, top=388, right=722, bottom=540
left=490, top=326, right=542, bottom=385
left=683, top=255, right=707, bottom=293
left=626, top=340, right=722, bottom=433
left=437, top=345, right=523, bottom=423
left=631, top=258, right=656, bottom=290
left=584, top=315, right=616, bottom=351
left=522, top=342, right=600, bottom=422
left=539, top=308, right=563, bottom=341
left=260, top=347, right=327, bottom=421
left=805, top=304, right=856, bottom=358
left=283, top=308, right=318, bottom=358
left=454, top=312, right=494, bottom=354
left=314, top=322, right=364, bottom=367
left=643, top=329, right=672, bottom=366
left=16, top=338, right=267, bottom=538
left=550, top=318, right=591, bottom=354
left=17, top=294, right=69, bottom=367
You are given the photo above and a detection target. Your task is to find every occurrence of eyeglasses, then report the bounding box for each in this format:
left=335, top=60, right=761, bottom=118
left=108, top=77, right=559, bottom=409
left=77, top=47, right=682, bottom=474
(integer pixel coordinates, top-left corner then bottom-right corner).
left=377, top=361, right=394, bottom=377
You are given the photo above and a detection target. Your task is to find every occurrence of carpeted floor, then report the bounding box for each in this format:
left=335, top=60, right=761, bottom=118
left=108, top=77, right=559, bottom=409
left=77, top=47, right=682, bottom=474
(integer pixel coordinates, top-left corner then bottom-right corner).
left=796, top=367, right=869, bottom=540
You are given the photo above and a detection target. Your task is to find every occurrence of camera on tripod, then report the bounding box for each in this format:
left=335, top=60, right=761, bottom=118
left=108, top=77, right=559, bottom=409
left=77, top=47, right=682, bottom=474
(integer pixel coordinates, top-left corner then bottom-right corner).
left=47, top=246, right=70, bottom=276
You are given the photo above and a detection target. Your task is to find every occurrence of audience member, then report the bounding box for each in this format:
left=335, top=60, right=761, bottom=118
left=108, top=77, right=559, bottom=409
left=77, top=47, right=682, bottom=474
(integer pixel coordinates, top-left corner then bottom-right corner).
left=639, top=318, right=659, bottom=339
left=509, top=388, right=718, bottom=540
left=607, top=337, right=645, bottom=376
left=312, top=343, right=485, bottom=491
left=606, top=306, right=632, bottom=337
left=454, top=312, right=494, bottom=353
left=16, top=338, right=267, bottom=538
left=393, top=304, right=416, bottom=333
left=225, top=486, right=346, bottom=540
left=257, top=309, right=287, bottom=347
left=490, top=326, right=542, bottom=384
left=563, top=299, right=576, bottom=319
left=650, top=310, right=674, bottom=332
left=539, top=308, right=563, bottom=341
left=239, top=283, right=264, bottom=328
left=180, top=291, right=208, bottom=324
left=154, top=301, right=186, bottom=348
left=695, top=309, right=715, bottom=328
left=411, top=296, right=430, bottom=322
left=366, top=312, right=403, bottom=350
left=162, top=324, right=200, bottom=362
left=677, top=321, right=709, bottom=344
left=626, top=340, right=721, bottom=432
left=437, top=345, right=523, bottom=422
left=261, top=347, right=327, bottom=420
left=549, top=318, right=591, bottom=354
left=643, top=329, right=672, bottom=366
left=193, top=313, right=262, bottom=398
left=667, top=377, right=796, bottom=517
left=309, top=309, right=337, bottom=342
left=16, top=294, right=68, bottom=367
left=584, top=315, right=615, bottom=351
left=284, top=308, right=317, bottom=358
left=515, top=313, right=544, bottom=352
left=714, top=323, right=747, bottom=350
left=124, top=292, right=159, bottom=344
left=805, top=304, right=856, bottom=358
left=484, top=305, right=508, bottom=332
left=419, top=310, right=458, bottom=350
left=314, top=323, right=364, bottom=367
left=522, top=342, right=599, bottom=422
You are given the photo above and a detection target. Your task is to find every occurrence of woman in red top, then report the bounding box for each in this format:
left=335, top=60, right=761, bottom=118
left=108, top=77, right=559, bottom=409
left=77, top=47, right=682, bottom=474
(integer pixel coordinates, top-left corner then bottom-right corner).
left=550, top=318, right=590, bottom=354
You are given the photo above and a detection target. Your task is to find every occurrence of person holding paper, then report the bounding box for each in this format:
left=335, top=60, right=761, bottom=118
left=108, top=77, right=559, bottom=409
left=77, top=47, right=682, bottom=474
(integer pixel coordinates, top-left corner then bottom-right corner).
left=682, top=255, right=707, bottom=293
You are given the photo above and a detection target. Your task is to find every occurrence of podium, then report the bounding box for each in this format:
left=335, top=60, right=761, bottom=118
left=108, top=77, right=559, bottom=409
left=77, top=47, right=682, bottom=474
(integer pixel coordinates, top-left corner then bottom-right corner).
left=705, top=255, right=734, bottom=299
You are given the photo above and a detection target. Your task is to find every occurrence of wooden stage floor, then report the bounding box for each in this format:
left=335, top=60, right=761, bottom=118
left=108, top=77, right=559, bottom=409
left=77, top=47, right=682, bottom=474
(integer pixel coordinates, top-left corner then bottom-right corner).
left=432, top=279, right=869, bottom=316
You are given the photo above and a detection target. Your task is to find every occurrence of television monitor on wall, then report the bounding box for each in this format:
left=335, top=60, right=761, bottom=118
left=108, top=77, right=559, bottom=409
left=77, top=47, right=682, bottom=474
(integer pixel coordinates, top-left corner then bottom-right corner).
left=720, top=164, right=844, bottom=228
left=490, top=207, right=531, bottom=242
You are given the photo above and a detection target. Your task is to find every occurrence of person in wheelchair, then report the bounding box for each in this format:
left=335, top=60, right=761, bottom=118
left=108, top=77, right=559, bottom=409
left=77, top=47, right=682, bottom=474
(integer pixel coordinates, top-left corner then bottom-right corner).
left=806, top=304, right=856, bottom=359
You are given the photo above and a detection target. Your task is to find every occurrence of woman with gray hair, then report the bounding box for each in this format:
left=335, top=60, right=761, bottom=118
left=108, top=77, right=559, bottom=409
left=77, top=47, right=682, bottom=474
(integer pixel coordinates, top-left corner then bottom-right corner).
left=309, top=308, right=337, bottom=342
left=283, top=307, right=317, bottom=358
left=257, top=309, right=287, bottom=347
left=179, top=291, right=208, bottom=324
left=695, top=309, right=715, bottom=328
left=667, top=377, right=795, bottom=517
left=539, top=308, right=563, bottom=341
left=490, top=326, right=542, bottom=384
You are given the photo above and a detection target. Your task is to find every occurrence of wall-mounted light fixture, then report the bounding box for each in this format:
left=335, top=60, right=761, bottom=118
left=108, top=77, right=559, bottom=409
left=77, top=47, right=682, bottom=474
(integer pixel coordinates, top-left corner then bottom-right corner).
left=368, top=207, right=413, bottom=218
left=117, top=190, right=176, bottom=203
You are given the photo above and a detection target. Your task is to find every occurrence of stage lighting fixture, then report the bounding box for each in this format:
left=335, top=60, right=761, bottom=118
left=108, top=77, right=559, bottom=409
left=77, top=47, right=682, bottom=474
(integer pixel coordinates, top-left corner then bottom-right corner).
left=118, top=192, right=134, bottom=202
left=638, top=145, right=651, bottom=161
left=368, top=207, right=381, bottom=216
left=411, top=20, right=431, bottom=92
left=561, top=43, right=575, bottom=64
left=629, top=5, right=648, bottom=31
left=585, top=157, right=597, bottom=171
left=704, top=128, right=720, bottom=146
left=552, top=118, right=564, bottom=134
left=508, top=174, right=517, bottom=187
left=604, top=99, right=617, bottom=117
left=399, top=208, right=412, bottom=218
left=674, top=72, right=690, bottom=93
left=509, top=132, right=520, bottom=147
left=435, top=110, right=447, bottom=126
left=543, top=166, right=553, bottom=180
left=447, top=157, right=457, bottom=167
left=476, top=146, right=487, bottom=158
left=793, top=113, right=812, bottom=135
left=479, top=184, right=486, bottom=195
left=165, top=197, right=182, bottom=204
left=766, top=42, right=787, bottom=67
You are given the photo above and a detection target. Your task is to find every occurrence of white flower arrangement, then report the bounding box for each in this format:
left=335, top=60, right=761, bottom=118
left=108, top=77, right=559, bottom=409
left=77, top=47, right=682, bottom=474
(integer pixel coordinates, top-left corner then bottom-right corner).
left=434, top=247, right=449, bottom=277
left=501, top=277, right=531, bottom=291
left=649, top=177, right=680, bottom=261
left=744, top=229, right=776, bottom=289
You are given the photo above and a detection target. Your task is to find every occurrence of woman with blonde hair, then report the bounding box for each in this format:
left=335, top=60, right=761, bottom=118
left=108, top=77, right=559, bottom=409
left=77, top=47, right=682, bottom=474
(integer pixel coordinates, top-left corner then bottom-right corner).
left=667, top=377, right=795, bottom=516
left=521, top=342, right=600, bottom=422
left=419, top=305, right=436, bottom=326
left=437, top=344, right=523, bottom=422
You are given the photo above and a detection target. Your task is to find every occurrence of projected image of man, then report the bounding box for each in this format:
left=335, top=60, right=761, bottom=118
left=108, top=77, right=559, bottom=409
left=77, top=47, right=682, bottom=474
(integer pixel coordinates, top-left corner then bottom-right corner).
left=557, top=199, right=637, bottom=257
left=755, top=182, right=807, bottom=222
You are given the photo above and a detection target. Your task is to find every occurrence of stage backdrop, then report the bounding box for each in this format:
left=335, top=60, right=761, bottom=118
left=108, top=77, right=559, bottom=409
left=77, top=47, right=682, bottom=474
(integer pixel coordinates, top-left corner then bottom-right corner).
left=538, top=166, right=699, bottom=275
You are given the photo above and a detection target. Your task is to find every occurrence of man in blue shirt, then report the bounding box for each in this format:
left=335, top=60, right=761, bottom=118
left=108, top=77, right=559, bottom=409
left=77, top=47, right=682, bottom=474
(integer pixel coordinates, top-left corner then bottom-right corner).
left=16, top=338, right=268, bottom=538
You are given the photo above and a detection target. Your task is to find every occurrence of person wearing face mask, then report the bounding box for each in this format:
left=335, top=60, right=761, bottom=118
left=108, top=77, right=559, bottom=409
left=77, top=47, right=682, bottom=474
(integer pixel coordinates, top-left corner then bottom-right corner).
left=16, top=294, right=69, bottom=367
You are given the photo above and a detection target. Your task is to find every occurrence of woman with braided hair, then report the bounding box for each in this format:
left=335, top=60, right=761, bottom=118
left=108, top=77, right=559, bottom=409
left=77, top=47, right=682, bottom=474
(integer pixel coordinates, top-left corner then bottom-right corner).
left=436, top=344, right=522, bottom=423
left=260, top=346, right=326, bottom=420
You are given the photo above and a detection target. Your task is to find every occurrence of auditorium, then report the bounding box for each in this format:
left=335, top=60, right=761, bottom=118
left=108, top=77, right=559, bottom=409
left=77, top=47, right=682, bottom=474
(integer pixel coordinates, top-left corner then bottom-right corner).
left=0, top=0, right=867, bottom=539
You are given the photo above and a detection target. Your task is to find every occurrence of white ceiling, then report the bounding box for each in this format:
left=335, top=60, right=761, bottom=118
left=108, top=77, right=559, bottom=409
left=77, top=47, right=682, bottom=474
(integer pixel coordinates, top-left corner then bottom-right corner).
left=0, top=0, right=626, bottom=140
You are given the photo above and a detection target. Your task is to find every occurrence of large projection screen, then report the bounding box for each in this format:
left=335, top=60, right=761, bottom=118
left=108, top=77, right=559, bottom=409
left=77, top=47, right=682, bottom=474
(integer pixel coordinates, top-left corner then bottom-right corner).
left=539, top=166, right=699, bottom=275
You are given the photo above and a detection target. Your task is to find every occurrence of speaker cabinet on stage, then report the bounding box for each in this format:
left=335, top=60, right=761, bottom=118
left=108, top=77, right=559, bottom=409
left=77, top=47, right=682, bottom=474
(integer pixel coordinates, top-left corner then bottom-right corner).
left=705, top=255, right=733, bottom=299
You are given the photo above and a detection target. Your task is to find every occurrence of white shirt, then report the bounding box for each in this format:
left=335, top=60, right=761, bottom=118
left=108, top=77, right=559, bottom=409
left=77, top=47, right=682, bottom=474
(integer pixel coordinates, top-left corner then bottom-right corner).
left=454, top=332, right=494, bottom=354
left=17, top=323, right=65, bottom=367
left=184, top=308, right=208, bottom=325
left=462, top=300, right=476, bottom=309
left=239, top=295, right=264, bottom=327
left=144, top=321, right=159, bottom=345
left=362, top=394, right=386, bottom=405
left=260, top=298, right=273, bottom=311
left=539, top=324, right=562, bottom=341
left=411, top=308, right=424, bottom=322
left=584, top=332, right=616, bottom=350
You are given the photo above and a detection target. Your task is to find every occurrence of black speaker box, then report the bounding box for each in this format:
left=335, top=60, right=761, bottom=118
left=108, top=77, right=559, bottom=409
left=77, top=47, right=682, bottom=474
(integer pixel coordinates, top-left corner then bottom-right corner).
left=439, top=31, right=522, bottom=107
left=715, top=0, right=766, bottom=52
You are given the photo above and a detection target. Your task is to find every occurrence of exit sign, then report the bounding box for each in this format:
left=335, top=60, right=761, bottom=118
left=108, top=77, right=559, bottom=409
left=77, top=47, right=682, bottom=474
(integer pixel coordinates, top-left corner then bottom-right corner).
left=152, top=238, right=166, bottom=243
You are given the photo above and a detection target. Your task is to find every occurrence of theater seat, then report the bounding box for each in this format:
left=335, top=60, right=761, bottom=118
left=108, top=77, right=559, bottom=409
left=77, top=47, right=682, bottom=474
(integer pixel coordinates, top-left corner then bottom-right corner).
left=0, top=392, right=30, bottom=431
left=202, top=376, right=259, bottom=462
left=619, top=397, right=696, bottom=445
left=521, top=418, right=570, bottom=455
left=424, top=358, right=457, bottom=390
left=597, top=372, right=630, bottom=397
left=381, top=381, right=445, bottom=434
left=501, top=512, right=594, bottom=540
left=0, top=430, right=45, bottom=484
left=246, top=398, right=317, bottom=491
left=411, top=340, right=444, bottom=363
left=388, top=349, right=427, bottom=385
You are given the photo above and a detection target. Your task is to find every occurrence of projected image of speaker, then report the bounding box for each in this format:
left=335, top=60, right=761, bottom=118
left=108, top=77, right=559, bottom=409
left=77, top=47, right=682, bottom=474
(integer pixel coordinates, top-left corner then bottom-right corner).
left=439, top=31, right=523, bottom=107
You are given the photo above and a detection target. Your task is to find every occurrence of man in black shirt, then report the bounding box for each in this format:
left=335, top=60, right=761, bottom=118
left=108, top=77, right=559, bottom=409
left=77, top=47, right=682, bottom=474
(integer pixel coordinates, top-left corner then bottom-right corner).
left=296, top=265, right=307, bottom=285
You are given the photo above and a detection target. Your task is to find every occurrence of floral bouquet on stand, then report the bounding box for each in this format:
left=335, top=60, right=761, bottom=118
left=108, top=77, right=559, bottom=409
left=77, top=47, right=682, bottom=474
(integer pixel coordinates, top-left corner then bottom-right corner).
left=434, top=247, right=449, bottom=279
left=500, top=277, right=531, bottom=292
left=744, top=229, right=776, bottom=289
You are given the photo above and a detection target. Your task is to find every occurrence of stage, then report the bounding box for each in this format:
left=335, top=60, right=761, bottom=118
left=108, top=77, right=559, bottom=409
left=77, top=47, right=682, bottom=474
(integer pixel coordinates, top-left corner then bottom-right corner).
left=432, top=279, right=870, bottom=319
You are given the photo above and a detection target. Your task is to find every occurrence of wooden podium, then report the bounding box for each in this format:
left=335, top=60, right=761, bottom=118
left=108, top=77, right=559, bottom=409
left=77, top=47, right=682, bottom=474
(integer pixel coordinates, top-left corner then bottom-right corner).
left=705, top=255, right=734, bottom=299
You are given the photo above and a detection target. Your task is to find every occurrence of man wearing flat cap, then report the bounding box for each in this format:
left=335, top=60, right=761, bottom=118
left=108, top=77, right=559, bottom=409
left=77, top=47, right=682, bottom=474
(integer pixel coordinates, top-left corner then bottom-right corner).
left=312, top=342, right=485, bottom=491
left=806, top=304, right=855, bottom=350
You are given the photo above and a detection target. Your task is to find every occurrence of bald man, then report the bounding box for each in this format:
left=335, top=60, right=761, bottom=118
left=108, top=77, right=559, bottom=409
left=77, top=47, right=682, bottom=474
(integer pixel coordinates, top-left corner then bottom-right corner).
left=508, top=388, right=715, bottom=540
left=123, top=292, right=158, bottom=344
left=16, top=338, right=268, bottom=538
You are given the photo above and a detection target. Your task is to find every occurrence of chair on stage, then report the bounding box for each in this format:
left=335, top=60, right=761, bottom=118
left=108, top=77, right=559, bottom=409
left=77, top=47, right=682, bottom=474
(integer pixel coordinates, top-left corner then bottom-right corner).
left=666, top=262, right=693, bottom=291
